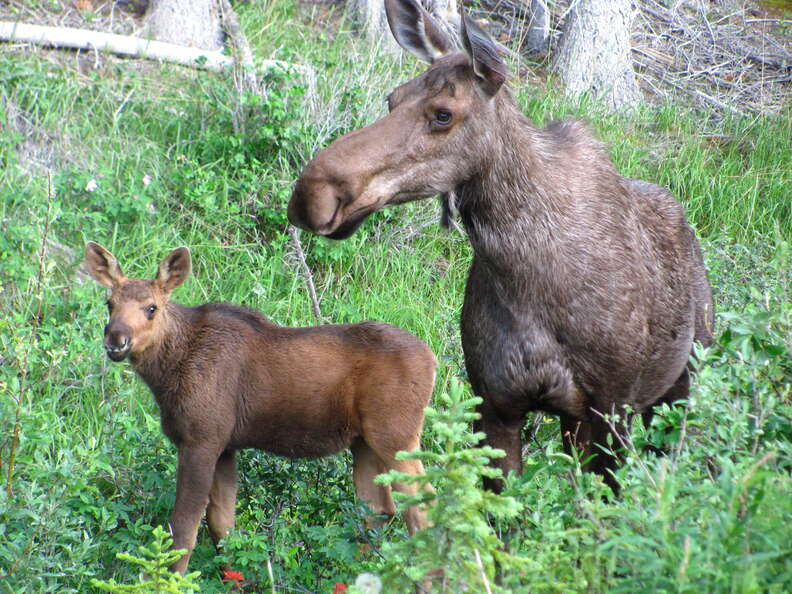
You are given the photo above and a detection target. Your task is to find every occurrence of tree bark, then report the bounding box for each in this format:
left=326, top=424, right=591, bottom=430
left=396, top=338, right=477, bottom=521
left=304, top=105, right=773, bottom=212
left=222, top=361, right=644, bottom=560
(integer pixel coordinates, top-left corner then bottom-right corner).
left=523, top=0, right=549, bottom=55
left=146, top=0, right=223, bottom=51
left=349, top=0, right=399, bottom=52
left=349, top=0, right=459, bottom=53
left=551, top=0, right=640, bottom=111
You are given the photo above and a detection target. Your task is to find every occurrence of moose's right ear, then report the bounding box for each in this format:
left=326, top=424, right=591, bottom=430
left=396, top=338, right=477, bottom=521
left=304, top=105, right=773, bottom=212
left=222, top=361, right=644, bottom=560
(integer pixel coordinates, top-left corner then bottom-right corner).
left=385, top=0, right=454, bottom=63
left=84, top=241, right=124, bottom=288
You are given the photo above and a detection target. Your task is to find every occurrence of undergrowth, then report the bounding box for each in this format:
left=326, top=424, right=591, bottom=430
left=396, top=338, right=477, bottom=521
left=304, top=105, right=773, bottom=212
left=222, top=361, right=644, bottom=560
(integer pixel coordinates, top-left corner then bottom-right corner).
left=0, top=0, right=790, bottom=592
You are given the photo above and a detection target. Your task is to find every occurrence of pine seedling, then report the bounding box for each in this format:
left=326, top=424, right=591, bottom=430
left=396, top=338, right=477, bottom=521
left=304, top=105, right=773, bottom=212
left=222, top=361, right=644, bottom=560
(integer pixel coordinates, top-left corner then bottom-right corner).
left=376, top=379, right=528, bottom=592
left=90, top=525, right=201, bottom=593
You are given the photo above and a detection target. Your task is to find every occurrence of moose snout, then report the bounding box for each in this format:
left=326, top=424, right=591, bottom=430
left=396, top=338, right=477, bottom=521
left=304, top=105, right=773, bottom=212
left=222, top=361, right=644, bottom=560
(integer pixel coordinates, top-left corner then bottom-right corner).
left=104, top=325, right=132, bottom=362
left=288, top=175, right=345, bottom=235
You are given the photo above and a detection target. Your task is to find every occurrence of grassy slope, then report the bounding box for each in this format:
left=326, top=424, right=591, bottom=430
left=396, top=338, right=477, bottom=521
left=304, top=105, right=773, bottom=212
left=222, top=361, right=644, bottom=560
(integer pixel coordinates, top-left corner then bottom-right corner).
left=0, top=0, right=790, bottom=591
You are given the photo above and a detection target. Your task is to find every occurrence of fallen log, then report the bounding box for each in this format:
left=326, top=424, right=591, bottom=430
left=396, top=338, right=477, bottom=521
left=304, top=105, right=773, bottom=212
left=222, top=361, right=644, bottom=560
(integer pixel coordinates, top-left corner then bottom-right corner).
left=0, top=21, right=313, bottom=83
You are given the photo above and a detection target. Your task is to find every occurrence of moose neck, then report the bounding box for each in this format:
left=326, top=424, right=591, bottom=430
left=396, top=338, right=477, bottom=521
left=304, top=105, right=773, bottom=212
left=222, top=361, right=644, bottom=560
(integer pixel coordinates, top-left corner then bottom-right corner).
left=456, top=89, right=570, bottom=275
left=130, top=303, right=194, bottom=397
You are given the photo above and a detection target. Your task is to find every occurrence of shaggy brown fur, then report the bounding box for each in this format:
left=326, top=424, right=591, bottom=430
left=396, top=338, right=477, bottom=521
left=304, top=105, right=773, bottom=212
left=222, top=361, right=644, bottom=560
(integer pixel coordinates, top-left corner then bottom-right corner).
left=84, top=242, right=436, bottom=573
left=288, top=0, right=713, bottom=493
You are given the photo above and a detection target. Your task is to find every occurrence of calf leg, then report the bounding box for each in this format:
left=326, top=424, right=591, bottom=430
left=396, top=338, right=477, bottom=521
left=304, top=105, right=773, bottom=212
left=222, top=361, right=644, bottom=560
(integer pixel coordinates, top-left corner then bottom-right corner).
left=351, top=438, right=397, bottom=531
left=358, top=433, right=432, bottom=535
left=475, top=398, right=523, bottom=493
left=206, top=451, right=238, bottom=551
left=380, top=454, right=431, bottom=535
left=170, top=445, right=220, bottom=574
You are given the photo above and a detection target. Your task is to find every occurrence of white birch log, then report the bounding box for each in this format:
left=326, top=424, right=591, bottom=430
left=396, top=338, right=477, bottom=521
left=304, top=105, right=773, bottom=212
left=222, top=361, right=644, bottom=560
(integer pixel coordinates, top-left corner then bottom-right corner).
left=0, top=21, right=313, bottom=87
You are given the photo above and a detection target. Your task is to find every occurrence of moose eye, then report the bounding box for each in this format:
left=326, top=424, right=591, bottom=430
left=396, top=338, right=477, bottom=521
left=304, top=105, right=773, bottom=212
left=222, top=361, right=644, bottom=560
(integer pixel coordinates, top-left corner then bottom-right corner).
left=106, top=301, right=113, bottom=313
left=435, top=109, right=452, bottom=126
left=145, top=304, right=158, bottom=319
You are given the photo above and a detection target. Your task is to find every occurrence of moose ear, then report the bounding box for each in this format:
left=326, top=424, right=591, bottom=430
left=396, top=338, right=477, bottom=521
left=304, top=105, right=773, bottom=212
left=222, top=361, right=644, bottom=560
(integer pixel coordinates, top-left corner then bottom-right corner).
left=460, top=11, right=506, bottom=97
left=156, top=246, right=192, bottom=293
left=385, top=0, right=454, bottom=63
left=85, top=241, right=124, bottom=288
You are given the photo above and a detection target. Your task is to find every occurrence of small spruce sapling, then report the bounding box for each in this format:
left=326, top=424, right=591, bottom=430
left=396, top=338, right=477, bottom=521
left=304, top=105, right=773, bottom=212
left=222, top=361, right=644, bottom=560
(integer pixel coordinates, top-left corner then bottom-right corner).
left=375, top=379, right=528, bottom=592
left=90, top=525, right=201, bottom=593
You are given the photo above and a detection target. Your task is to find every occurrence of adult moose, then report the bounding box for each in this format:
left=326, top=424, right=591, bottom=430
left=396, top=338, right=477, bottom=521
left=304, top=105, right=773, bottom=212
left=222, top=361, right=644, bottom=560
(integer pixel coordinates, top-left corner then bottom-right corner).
left=288, top=0, right=713, bottom=492
left=84, top=242, right=435, bottom=573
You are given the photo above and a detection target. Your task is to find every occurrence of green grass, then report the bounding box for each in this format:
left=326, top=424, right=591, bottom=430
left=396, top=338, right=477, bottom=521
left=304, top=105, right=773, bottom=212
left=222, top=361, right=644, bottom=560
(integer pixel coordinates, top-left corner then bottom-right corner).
left=1, top=0, right=790, bottom=592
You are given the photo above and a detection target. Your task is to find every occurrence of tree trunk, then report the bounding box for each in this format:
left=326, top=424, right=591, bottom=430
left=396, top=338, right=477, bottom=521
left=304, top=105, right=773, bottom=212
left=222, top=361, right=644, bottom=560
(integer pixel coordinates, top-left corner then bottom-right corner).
left=349, top=0, right=399, bottom=52
left=349, top=0, right=459, bottom=53
left=523, top=0, right=549, bottom=55
left=146, top=0, right=223, bottom=51
left=551, top=0, right=640, bottom=111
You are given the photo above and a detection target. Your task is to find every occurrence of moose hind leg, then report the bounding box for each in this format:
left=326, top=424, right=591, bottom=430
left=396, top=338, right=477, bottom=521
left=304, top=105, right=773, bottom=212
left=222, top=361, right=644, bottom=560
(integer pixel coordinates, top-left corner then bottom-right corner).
left=351, top=438, right=397, bottom=531
left=206, top=450, right=238, bottom=550
left=560, top=414, right=594, bottom=461
left=562, top=413, right=626, bottom=495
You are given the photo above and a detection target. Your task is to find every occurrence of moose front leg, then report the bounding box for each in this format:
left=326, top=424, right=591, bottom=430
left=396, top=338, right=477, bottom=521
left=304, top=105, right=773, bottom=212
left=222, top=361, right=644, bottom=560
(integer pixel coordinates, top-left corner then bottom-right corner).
left=474, top=398, right=524, bottom=493
left=169, top=445, right=220, bottom=574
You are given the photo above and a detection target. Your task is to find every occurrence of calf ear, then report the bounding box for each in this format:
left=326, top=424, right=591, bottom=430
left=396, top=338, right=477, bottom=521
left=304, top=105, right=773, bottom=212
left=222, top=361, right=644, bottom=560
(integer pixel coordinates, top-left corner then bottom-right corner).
left=460, top=11, right=506, bottom=97
left=156, top=247, right=192, bottom=293
left=85, top=241, right=124, bottom=288
left=385, top=0, right=454, bottom=63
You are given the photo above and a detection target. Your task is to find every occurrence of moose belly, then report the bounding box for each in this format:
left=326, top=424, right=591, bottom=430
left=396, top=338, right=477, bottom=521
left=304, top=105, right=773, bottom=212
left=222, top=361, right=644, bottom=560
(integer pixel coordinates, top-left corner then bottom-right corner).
left=461, top=271, right=697, bottom=418
left=233, top=404, right=357, bottom=459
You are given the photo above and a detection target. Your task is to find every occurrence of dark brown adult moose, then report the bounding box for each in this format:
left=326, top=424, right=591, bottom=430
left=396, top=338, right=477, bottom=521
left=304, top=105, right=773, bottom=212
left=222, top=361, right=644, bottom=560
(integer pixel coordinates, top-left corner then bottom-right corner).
left=84, top=241, right=435, bottom=573
left=288, top=0, right=714, bottom=492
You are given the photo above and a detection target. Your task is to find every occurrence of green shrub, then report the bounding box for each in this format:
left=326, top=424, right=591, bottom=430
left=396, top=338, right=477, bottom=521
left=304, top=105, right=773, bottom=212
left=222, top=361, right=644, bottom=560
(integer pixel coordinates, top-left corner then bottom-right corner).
left=376, top=379, right=528, bottom=592
left=90, top=526, right=200, bottom=593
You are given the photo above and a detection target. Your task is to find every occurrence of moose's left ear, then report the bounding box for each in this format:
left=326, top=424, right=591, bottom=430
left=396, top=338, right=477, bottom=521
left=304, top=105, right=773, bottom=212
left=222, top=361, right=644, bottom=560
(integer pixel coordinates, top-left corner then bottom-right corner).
left=460, top=11, right=507, bottom=97
left=155, top=246, right=192, bottom=293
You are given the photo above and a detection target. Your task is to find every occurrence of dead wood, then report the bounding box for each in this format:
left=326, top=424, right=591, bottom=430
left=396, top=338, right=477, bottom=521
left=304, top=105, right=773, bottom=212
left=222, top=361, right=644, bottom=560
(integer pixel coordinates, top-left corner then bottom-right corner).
left=0, top=21, right=314, bottom=83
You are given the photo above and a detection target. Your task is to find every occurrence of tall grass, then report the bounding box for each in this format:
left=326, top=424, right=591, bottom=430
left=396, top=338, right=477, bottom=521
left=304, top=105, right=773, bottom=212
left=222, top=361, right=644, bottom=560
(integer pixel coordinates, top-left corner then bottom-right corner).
left=1, top=0, right=790, bottom=591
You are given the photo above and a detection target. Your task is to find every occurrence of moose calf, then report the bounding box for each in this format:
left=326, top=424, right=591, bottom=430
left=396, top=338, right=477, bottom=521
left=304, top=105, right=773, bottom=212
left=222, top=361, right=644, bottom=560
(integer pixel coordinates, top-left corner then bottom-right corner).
left=85, top=242, right=435, bottom=573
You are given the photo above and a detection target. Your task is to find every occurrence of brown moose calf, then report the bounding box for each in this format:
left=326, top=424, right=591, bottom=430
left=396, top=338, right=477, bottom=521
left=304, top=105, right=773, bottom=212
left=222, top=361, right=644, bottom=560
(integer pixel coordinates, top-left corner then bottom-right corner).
left=84, top=241, right=435, bottom=573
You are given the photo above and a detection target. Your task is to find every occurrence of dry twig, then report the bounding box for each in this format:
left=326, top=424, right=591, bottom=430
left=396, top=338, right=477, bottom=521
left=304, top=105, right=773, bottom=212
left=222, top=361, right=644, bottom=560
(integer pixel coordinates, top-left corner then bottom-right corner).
left=287, top=226, right=324, bottom=324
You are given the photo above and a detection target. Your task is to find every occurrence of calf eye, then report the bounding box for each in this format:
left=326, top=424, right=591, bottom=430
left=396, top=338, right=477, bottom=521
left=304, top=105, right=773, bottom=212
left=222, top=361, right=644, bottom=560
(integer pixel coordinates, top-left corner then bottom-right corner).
left=146, top=304, right=158, bottom=319
left=435, top=109, right=452, bottom=125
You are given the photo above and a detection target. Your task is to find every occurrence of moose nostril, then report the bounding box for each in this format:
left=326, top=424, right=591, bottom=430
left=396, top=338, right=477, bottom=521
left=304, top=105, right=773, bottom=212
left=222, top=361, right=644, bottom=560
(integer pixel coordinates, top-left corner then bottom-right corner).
left=287, top=192, right=307, bottom=229
left=104, top=331, right=131, bottom=352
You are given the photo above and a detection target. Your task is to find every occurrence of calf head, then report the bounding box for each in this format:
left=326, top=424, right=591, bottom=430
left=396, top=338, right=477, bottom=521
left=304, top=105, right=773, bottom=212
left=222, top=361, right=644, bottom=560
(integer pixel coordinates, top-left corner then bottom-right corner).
left=84, top=242, right=191, bottom=362
left=288, top=0, right=507, bottom=238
